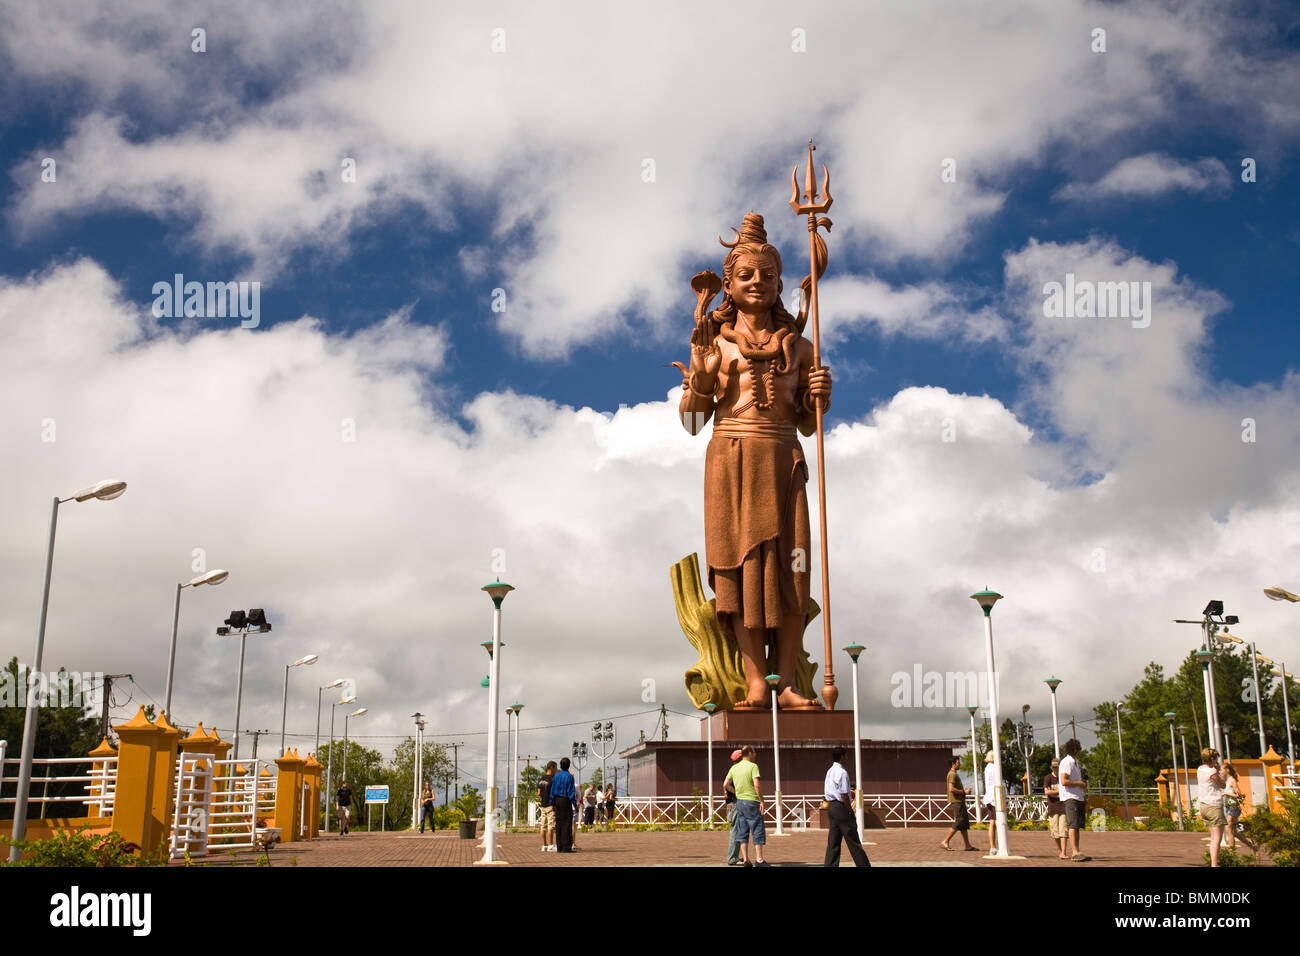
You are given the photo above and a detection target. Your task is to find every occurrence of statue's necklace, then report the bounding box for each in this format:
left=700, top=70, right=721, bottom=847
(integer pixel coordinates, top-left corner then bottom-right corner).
left=721, top=323, right=792, bottom=411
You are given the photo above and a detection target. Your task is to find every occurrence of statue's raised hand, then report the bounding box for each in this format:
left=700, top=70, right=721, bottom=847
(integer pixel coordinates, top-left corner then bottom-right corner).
left=672, top=337, right=721, bottom=396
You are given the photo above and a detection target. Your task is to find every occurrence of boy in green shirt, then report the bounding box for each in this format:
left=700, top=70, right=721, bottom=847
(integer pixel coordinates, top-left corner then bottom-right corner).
left=722, top=745, right=768, bottom=865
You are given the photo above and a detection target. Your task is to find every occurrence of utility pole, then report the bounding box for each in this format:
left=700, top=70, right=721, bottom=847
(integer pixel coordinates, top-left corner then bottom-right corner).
left=1070, top=716, right=1076, bottom=740
left=98, top=674, right=131, bottom=743
left=245, top=728, right=270, bottom=759
left=447, top=741, right=465, bottom=802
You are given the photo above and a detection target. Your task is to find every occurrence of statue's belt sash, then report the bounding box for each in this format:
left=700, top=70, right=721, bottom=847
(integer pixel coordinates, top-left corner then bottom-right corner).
left=711, top=417, right=797, bottom=441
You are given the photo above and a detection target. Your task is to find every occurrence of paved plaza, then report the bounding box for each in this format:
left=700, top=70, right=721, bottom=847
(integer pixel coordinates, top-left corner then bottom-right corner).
left=186, top=826, right=1224, bottom=867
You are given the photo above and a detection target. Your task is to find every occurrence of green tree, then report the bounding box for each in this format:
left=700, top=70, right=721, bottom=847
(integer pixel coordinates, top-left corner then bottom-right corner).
left=0, top=659, right=102, bottom=820
left=389, top=738, right=455, bottom=827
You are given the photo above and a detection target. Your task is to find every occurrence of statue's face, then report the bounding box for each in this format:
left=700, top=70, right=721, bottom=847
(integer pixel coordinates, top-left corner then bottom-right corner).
left=727, top=252, right=779, bottom=313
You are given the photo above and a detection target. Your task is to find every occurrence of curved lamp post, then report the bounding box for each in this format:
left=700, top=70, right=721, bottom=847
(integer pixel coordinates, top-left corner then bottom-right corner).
left=11, top=479, right=126, bottom=861
left=324, top=693, right=355, bottom=833
left=343, top=706, right=367, bottom=782
left=844, top=644, right=865, bottom=839
left=971, top=588, right=1012, bottom=858
left=1164, top=711, right=1183, bottom=830
left=765, top=673, right=784, bottom=836
left=478, top=579, right=514, bottom=865
left=164, top=568, right=229, bottom=719
left=1264, top=587, right=1298, bottom=770
left=279, top=654, right=318, bottom=757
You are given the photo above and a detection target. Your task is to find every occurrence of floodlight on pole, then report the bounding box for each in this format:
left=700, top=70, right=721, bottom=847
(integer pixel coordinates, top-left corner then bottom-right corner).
left=11, top=479, right=127, bottom=861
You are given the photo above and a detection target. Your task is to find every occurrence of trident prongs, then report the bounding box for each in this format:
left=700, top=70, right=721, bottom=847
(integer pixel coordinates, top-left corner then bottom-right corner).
left=789, top=139, right=833, bottom=216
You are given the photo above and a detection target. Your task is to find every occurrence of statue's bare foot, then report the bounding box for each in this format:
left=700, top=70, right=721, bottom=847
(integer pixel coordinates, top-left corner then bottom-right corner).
left=777, top=686, right=821, bottom=709
left=733, top=679, right=771, bottom=709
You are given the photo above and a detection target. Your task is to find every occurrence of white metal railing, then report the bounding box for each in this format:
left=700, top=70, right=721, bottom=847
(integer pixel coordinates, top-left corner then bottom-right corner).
left=615, top=793, right=1014, bottom=828
left=0, top=754, right=118, bottom=818
left=202, top=759, right=277, bottom=851
left=170, top=753, right=214, bottom=859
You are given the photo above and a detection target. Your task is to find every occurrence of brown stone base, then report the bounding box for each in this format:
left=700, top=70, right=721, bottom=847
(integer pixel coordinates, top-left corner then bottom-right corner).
left=709, top=708, right=856, bottom=742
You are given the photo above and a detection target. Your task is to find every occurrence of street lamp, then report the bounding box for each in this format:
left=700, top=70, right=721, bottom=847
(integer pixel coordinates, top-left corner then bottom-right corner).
left=701, top=703, right=716, bottom=827
left=1017, top=705, right=1033, bottom=797
left=844, top=644, right=865, bottom=839
left=478, top=578, right=514, bottom=865
left=967, top=704, right=981, bottom=823
left=164, top=568, right=229, bottom=719
left=216, top=609, right=272, bottom=762
left=317, top=679, right=347, bottom=758
left=1175, top=601, right=1235, bottom=755
left=343, top=707, right=367, bottom=782
left=508, top=703, right=525, bottom=827
left=1270, top=665, right=1295, bottom=770
left=1217, top=629, right=1267, bottom=757
left=971, top=587, right=1012, bottom=858
left=765, top=673, right=785, bottom=836
left=411, top=712, right=427, bottom=831
left=11, top=479, right=126, bottom=861
left=1164, top=712, right=1183, bottom=830
left=1116, top=704, right=1130, bottom=821
left=280, top=654, right=318, bottom=757
left=1178, top=724, right=1191, bottom=826
left=1045, top=677, right=1062, bottom=758
left=327, top=691, right=358, bottom=832
left=590, top=720, right=616, bottom=820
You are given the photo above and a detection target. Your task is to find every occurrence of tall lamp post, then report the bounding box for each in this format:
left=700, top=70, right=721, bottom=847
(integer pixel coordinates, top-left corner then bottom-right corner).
left=1271, top=664, right=1294, bottom=770
left=478, top=579, right=514, bottom=865
left=765, top=673, right=785, bottom=836
left=967, top=704, right=981, bottom=823
left=1045, top=677, right=1062, bottom=758
left=1164, top=712, right=1183, bottom=830
left=1116, top=703, right=1130, bottom=821
left=411, top=712, right=426, bottom=831
left=280, top=654, right=318, bottom=757
left=324, top=693, right=355, bottom=833
left=701, top=703, right=716, bottom=826
left=591, top=721, right=616, bottom=815
left=317, top=679, right=346, bottom=758
left=1017, top=705, right=1033, bottom=797
left=164, top=568, right=229, bottom=719
left=343, top=706, right=367, bottom=782
left=11, top=479, right=126, bottom=861
left=1178, top=724, right=1191, bottom=821
left=844, top=644, right=866, bottom=839
left=1215, top=629, right=1267, bottom=757
left=509, top=704, right=525, bottom=827
left=971, top=588, right=1012, bottom=858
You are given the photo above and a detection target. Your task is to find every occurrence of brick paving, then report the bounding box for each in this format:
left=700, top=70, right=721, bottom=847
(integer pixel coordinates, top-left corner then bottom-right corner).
left=181, top=825, right=1222, bottom=867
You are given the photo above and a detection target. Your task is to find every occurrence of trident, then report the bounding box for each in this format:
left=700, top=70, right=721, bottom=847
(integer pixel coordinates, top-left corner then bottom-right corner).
left=790, top=140, right=837, bottom=710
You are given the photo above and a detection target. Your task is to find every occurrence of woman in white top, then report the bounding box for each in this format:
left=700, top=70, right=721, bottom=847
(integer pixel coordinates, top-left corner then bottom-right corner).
left=982, top=750, right=1000, bottom=852
left=1196, top=748, right=1226, bottom=867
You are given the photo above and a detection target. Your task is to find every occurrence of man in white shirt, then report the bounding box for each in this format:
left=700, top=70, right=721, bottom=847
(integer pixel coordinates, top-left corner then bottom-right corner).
left=823, top=747, right=870, bottom=867
left=1058, top=738, right=1090, bottom=862
left=982, top=750, right=1000, bottom=852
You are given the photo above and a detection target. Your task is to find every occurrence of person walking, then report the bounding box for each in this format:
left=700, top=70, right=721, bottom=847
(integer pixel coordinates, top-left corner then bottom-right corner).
left=1059, top=738, right=1090, bottom=862
left=982, top=750, right=1000, bottom=853
left=724, top=749, right=742, bottom=865
left=940, top=755, right=976, bottom=851
left=419, top=782, right=435, bottom=834
left=538, top=761, right=557, bottom=852
left=823, top=747, right=870, bottom=867
left=723, top=745, right=768, bottom=866
left=551, top=757, right=578, bottom=853
left=335, top=779, right=353, bottom=836
left=603, top=784, right=617, bottom=829
left=583, top=782, right=599, bottom=829
left=1197, top=748, right=1226, bottom=867
left=1044, top=758, right=1067, bottom=860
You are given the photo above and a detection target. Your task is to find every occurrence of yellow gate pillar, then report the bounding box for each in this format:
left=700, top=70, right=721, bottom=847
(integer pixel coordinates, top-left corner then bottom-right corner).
left=274, top=749, right=306, bottom=842
left=111, top=708, right=164, bottom=852
left=88, top=737, right=117, bottom=819
left=303, top=752, right=323, bottom=839
left=151, top=711, right=183, bottom=851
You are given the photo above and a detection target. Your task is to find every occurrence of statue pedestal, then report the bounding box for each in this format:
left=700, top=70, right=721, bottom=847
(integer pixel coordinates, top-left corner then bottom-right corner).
left=709, top=708, right=854, bottom=742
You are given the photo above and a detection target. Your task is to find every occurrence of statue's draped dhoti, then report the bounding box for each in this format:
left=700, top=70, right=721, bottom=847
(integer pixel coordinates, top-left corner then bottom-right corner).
left=704, top=417, right=812, bottom=631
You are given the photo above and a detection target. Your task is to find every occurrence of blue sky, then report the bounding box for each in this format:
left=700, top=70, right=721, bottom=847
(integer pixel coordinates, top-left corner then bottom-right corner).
left=2, top=1, right=1300, bottom=774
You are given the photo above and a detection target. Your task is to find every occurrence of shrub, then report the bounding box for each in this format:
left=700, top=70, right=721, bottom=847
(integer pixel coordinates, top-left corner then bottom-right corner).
left=1241, top=792, right=1300, bottom=866
left=1, top=827, right=165, bottom=867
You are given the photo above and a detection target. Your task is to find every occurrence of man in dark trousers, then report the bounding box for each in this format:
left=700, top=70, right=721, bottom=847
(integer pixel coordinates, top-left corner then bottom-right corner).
left=550, top=756, right=578, bottom=852
left=336, top=779, right=353, bottom=836
left=823, top=747, right=870, bottom=867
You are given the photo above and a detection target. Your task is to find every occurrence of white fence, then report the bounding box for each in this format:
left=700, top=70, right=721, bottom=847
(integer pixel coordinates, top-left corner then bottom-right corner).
left=170, top=756, right=277, bottom=858
left=0, top=753, right=118, bottom=819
